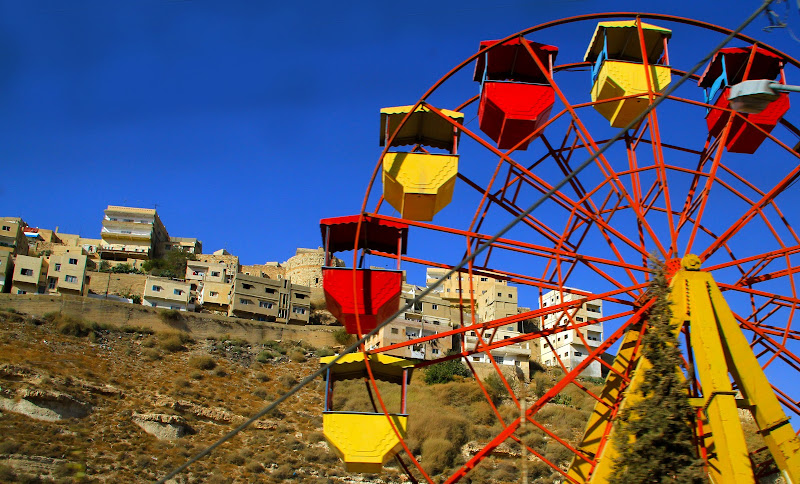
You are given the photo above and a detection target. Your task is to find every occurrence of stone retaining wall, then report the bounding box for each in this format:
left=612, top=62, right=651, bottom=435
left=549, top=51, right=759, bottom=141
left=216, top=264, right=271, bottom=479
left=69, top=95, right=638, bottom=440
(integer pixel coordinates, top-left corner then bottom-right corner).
left=0, top=294, right=337, bottom=347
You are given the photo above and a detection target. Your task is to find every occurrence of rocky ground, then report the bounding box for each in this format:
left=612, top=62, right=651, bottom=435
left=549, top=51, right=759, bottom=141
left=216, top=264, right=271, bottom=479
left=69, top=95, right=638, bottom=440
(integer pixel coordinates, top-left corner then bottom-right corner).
left=0, top=309, right=409, bottom=483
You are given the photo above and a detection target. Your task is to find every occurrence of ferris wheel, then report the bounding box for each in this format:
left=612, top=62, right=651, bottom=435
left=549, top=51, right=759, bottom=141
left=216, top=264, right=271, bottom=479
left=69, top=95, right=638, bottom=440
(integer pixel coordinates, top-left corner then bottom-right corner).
left=318, top=12, right=800, bottom=484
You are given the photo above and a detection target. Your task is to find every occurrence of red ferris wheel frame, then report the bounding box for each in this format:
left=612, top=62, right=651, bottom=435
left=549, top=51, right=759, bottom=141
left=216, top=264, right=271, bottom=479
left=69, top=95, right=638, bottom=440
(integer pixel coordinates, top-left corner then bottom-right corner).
left=334, top=12, right=800, bottom=483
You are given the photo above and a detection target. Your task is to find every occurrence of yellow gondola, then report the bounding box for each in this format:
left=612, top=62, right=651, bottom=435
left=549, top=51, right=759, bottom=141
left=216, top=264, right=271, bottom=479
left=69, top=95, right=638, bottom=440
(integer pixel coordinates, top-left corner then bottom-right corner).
left=584, top=21, right=672, bottom=128
left=321, top=353, right=415, bottom=473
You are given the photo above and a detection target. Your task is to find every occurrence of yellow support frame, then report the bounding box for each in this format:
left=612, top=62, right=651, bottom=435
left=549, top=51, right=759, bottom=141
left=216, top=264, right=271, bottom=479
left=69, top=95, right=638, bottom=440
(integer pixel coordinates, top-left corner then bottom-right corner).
left=568, top=255, right=800, bottom=483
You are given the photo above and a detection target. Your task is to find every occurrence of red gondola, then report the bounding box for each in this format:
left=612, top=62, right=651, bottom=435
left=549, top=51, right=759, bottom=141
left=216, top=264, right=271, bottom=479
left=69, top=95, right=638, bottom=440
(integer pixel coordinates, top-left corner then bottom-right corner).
left=474, top=38, right=558, bottom=150
left=320, top=215, right=408, bottom=335
left=699, top=46, right=790, bottom=154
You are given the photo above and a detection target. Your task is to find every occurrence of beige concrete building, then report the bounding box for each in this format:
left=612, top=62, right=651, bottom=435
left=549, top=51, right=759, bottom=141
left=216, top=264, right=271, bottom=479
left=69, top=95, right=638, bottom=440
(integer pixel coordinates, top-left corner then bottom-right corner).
left=143, top=276, right=191, bottom=311
left=11, top=255, right=48, bottom=294
left=0, top=217, right=29, bottom=256
left=165, top=236, right=202, bottom=254
left=199, top=281, right=233, bottom=314
left=99, top=206, right=170, bottom=263
left=365, top=284, right=456, bottom=360
left=538, top=289, right=603, bottom=378
left=186, top=260, right=229, bottom=284
left=425, top=267, right=507, bottom=304
left=464, top=323, right=535, bottom=378
left=0, top=252, right=13, bottom=293
left=185, top=260, right=230, bottom=308
left=241, top=262, right=285, bottom=280
left=45, top=249, right=90, bottom=296
left=196, top=249, right=239, bottom=282
left=477, top=284, right=518, bottom=322
left=228, top=273, right=311, bottom=324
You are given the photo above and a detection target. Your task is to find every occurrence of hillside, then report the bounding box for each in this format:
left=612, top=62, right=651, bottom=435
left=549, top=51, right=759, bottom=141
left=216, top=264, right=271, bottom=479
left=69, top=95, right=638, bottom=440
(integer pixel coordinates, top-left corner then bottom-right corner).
left=0, top=308, right=610, bottom=483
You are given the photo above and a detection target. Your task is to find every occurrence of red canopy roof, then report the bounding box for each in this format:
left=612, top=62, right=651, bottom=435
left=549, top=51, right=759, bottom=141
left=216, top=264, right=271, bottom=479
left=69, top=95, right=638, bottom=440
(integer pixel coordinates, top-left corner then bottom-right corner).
left=320, top=215, right=408, bottom=255
left=473, top=38, right=558, bottom=84
left=698, top=46, right=785, bottom=87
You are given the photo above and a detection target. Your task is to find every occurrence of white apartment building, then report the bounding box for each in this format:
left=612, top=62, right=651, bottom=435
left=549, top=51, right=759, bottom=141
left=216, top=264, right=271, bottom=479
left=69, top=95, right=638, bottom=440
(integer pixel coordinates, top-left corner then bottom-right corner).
left=539, top=289, right=603, bottom=378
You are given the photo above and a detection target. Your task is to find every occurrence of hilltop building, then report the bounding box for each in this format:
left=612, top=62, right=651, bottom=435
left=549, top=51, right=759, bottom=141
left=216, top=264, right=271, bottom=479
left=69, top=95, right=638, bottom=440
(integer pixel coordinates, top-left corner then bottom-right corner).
left=365, top=284, right=456, bottom=360
left=0, top=217, right=29, bottom=256
left=228, top=273, right=311, bottom=324
left=45, top=249, right=91, bottom=296
left=143, top=276, right=191, bottom=311
left=10, top=255, right=48, bottom=294
left=425, top=267, right=507, bottom=304
left=99, top=206, right=170, bottom=264
left=0, top=253, right=12, bottom=293
left=538, top=289, right=603, bottom=378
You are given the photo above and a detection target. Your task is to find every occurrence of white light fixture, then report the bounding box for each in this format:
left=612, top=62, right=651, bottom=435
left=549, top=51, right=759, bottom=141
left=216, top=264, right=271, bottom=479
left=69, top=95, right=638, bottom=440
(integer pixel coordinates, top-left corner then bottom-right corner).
left=728, top=79, right=800, bottom=114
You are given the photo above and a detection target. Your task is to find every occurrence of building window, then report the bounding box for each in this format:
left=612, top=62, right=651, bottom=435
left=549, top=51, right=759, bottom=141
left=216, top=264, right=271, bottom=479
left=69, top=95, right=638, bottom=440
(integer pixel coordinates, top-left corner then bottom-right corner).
left=54, top=263, right=61, bottom=272
left=391, top=328, right=399, bottom=334
left=239, top=298, right=252, bottom=305
left=171, top=306, right=180, bottom=310
left=575, top=352, right=582, bottom=357
left=17, top=290, right=26, bottom=294
left=68, top=258, right=78, bottom=265
left=48, top=279, right=56, bottom=289
left=576, top=316, right=584, bottom=322
left=152, top=285, right=162, bottom=292
left=480, top=277, right=488, bottom=282
left=497, top=293, right=502, bottom=297
left=20, top=269, right=33, bottom=276
left=587, top=304, right=601, bottom=313
left=315, top=277, right=319, bottom=284
left=432, top=349, right=440, bottom=355
left=292, top=307, right=306, bottom=315
left=295, top=293, right=306, bottom=299
left=211, top=271, right=220, bottom=277
left=472, top=356, right=480, bottom=362
left=242, top=283, right=254, bottom=290
left=431, top=304, right=438, bottom=310
left=495, top=356, right=504, bottom=364
left=508, top=293, right=512, bottom=298
left=209, top=291, right=219, bottom=297
left=265, top=288, right=276, bottom=294
left=65, top=275, right=77, bottom=283
left=174, top=289, right=183, bottom=295
left=1, top=226, right=9, bottom=231
left=259, top=301, right=273, bottom=309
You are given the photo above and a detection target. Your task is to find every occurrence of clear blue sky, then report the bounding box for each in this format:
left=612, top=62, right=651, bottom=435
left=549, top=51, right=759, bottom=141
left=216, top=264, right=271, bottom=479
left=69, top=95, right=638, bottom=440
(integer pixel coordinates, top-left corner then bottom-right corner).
left=2, top=0, right=798, bottom=274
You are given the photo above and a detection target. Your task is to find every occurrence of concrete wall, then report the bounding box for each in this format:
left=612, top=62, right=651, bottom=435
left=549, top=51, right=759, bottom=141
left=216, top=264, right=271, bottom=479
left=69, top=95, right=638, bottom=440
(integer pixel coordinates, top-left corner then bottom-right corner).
left=0, top=294, right=338, bottom=347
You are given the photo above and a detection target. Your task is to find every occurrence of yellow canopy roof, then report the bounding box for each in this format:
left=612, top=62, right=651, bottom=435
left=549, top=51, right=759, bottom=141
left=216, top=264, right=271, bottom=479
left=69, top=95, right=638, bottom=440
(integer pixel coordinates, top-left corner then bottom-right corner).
left=380, top=104, right=464, bottom=152
left=584, top=20, right=672, bottom=63
left=321, top=353, right=414, bottom=384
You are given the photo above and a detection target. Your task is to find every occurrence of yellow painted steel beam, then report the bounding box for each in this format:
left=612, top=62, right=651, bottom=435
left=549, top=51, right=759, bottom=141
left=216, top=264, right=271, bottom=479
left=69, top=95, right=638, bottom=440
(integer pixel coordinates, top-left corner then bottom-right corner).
left=568, top=327, right=642, bottom=482
left=705, top=274, right=800, bottom=484
left=671, top=259, right=755, bottom=483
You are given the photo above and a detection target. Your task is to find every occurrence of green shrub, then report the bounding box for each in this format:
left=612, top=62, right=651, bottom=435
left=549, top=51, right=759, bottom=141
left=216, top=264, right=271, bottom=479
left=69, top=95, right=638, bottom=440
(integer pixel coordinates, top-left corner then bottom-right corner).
left=484, top=373, right=511, bottom=404
left=423, top=355, right=471, bottom=385
left=158, top=332, right=189, bottom=352
left=316, top=346, right=335, bottom=357
left=159, top=309, right=182, bottom=323
left=333, top=328, right=353, bottom=346
left=47, top=312, right=99, bottom=338
left=188, top=355, right=216, bottom=370
left=142, top=348, right=161, bottom=361
left=550, top=393, right=573, bottom=406
left=256, top=350, right=277, bottom=363
left=421, top=437, right=458, bottom=475
left=289, top=348, right=307, bottom=363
